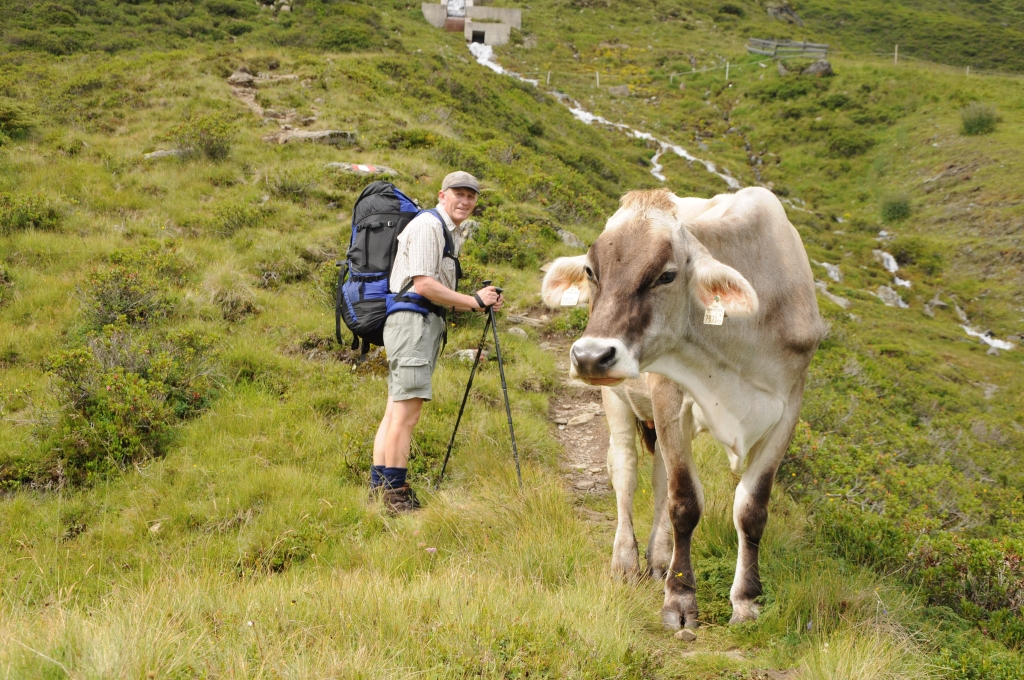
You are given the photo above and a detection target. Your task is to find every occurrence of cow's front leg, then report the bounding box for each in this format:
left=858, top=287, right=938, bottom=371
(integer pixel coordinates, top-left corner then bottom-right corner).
left=729, top=393, right=802, bottom=624
left=650, top=377, right=703, bottom=630
left=646, top=439, right=674, bottom=579
left=604, top=387, right=642, bottom=580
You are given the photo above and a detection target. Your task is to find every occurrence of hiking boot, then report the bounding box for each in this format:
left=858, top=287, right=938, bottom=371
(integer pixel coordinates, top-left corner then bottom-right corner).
left=382, top=485, right=421, bottom=515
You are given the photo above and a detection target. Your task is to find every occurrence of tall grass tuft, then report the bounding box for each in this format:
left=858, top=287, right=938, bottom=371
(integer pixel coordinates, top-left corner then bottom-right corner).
left=960, top=102, right=998, bottom=136
left=205, top=266, right=261, bottom=322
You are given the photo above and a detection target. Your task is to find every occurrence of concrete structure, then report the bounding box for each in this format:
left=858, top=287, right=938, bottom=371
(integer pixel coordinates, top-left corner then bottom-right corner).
left=421, top=1, right=522, bottom=45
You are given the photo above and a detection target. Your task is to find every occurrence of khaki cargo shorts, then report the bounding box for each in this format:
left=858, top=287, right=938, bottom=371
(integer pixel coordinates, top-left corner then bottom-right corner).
left=383, top=311, right=445, bottom=401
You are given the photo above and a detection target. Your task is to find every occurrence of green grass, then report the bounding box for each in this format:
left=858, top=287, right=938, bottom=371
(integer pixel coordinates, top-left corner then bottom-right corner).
left=2, top=0, right=1024, bottom=676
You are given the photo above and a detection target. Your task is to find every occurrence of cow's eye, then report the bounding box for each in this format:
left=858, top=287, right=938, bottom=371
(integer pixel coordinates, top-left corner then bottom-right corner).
left=584, top=266, right=595, bottom=281
left=654, top=270, right=677, bottom=287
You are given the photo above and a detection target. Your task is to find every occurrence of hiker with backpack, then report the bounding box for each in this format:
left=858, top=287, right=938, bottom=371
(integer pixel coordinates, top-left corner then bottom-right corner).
left=344, top=171, right=502, bottom=513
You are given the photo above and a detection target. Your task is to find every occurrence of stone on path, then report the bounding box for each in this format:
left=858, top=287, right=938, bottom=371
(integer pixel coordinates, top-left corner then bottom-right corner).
left=506, top=315, right=545, bottom=327
left=674, top=628, right=697, bottom=642
left=567, top=412, right=596, bottom=426
left=573, top=480, right=596, bottom=491
left=508, top=327, right=528, bottom=338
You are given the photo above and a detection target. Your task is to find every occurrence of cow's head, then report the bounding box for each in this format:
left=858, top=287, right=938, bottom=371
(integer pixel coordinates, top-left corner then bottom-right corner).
left=542, top=188, right=758, bottom=386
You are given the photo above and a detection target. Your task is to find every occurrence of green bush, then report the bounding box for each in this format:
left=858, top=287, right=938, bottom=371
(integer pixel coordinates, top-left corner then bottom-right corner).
left=0, top=192, right=63, bottom=235
left=549, top=306, right=589, bottom=336
left=751, top=76, right=822, bottom=102
left=383, top=128, right=438, bottom=150
left=0, top=98, right=36, bottom=139
left=80, top=265, right=174, bottom=329
left=961, top=102, right=998, bottom=136
left=45, top=326, right=219, bottom=483
left=889, top=236, right=943, bottom=275
left=463, top=207, right=557, bottom=269
left=169, top=114, right=236, bottom=161
left=909, top=534, right=1024, bottom=616
left=264, top=167, right=321, bottom=200
left=719, top=3, right=745, bottom=17
left=826, top=129, right=874, bottom=158
left=207, top=201, right=273, bottom=236
left=881, top=196, right=912, bottom=222
left=317, top=18, right=380, bottom=53
left=109, top=240, right=193, bottom=286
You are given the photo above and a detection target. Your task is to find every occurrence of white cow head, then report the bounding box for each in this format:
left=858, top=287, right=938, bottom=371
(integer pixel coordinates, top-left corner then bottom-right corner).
left=542, top=188, right=758, bottom=386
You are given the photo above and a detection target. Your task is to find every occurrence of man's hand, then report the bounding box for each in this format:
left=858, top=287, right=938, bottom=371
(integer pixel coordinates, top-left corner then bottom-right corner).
left=476, top=286, right=504, bottom=311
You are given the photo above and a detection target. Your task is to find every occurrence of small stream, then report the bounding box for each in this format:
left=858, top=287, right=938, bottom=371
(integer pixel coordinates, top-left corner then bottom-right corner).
left=469, top=43, right=740, bottom=189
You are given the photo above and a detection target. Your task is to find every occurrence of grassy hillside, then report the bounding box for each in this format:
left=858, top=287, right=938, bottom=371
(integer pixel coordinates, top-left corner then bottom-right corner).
left=1, top=0, right=1023, bottom=677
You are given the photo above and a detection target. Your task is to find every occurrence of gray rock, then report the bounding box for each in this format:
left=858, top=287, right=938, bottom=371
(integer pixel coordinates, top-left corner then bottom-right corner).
left=567, top=412, right=596, bottom=426
left=325, top=161, right=397, bottom=175
left=875, top=285, right=909, bottom=309
left=508, top=326, right=528, bottom=338
left=507, top=315, right=545, bottom=327
left=265, top=130, right=356, bottom=145
left=674, top=628, right=698, bottom=642
left=143, top=149, right=184, bottom=160
left=766, top=2, right=804, bottom=26
left=814, top=280, right=851, bottom=309
left=454, top=349, right=486, bottom=362
left=802, top=60, right=834, bottom=77
left=557, top=228, right=586, bottom=249
left=227, top=71, right=256, bottom=86
left=573, top=480, right=596, bottom=491
left=553, top=417, right=568, bottom=425
left=608, top=84, right=631, bottom=97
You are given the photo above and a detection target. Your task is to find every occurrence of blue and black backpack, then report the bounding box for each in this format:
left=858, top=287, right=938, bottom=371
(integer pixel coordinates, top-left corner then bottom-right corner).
left=336, top=181, right=461, bottom=355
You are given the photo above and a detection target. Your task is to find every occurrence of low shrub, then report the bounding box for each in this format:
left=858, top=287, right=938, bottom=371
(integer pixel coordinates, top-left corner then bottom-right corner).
left=0, top=192, right=63, bottom=235
left=462, top=207, right=557, bottom=269
left=317, top=19, right=380, bottom=53
left=109, top=239, right=193, bottom=286
left=383, top=128, right=438, bottom=150
left=169, top=113, right=236, bottom=161
left=80, top=265, right=174, bottom=329
left=826, top=129, right=874, bottom=158
left=0, top=98, right=37, bottom=139
left=719, top=3, right=745, bottom=17
left=889, top=236, right=942, bottom=275
left=208, top=201, right=272, bottom=236
left=961, top=103, right=998, bottom=136
left=751, top=76, right=823, bottom=103
left=45, top=326, right=219, bottom=484
left=549, top=306, right=589, bottom=336
left=881, top=196, right=912, bottom=222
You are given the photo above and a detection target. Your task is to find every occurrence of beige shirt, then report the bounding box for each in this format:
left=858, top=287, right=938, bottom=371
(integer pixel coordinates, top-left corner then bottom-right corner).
left=390, top=204, right=461, bottom=294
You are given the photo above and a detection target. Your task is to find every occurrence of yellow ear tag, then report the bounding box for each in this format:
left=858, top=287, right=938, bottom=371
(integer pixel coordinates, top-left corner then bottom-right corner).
left=560, top=285, right=581, bottom=307
left=704, top=295, right=724, bottom=325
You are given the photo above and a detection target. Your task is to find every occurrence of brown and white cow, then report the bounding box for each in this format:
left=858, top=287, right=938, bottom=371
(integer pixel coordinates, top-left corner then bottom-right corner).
left=543, top=187, right=824, bottom=629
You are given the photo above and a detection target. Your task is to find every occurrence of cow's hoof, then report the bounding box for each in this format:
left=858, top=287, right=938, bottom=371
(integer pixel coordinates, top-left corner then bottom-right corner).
left=660, top=607, right=682, bottom=630
left=729, top=602, right=761, bottom=625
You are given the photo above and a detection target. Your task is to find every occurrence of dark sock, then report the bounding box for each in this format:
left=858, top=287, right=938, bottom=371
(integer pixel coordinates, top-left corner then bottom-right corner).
left=382, top=467, right=408, bottom=490
left=370, top=465, right=386, bottom=488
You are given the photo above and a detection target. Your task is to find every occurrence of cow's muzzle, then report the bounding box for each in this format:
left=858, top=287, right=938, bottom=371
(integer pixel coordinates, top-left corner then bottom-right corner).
left=569, top=337, right=639, bottom=385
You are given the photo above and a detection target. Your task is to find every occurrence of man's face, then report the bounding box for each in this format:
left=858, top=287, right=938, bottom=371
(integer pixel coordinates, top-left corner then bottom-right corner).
left=439, top=187, right=478, bottom=225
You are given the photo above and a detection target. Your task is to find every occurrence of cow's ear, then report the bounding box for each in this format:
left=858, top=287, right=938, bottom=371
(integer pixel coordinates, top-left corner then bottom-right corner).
left=689, top=255, right=759, bottom=317
left=541, top=255, right=590, bottom=308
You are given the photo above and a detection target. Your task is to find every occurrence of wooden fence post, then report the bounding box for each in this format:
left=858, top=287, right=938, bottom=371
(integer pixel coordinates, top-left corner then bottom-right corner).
left=894, top=44, right=898, bottom=65
left=726, top=62, right=730, bottom=79
left=546, top=71, right=551, bottom=85
left=596, top=71, right=600, bottom=87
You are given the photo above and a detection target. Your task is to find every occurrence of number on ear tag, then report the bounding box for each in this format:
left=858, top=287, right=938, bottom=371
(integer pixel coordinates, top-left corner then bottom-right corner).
left=704, top=296, right=724, bottom=325
left=560, top=286, right=581, bottom=307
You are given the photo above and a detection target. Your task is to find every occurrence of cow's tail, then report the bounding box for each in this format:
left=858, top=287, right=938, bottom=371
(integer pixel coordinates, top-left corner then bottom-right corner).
left=636, top=419, right=657, bottom=455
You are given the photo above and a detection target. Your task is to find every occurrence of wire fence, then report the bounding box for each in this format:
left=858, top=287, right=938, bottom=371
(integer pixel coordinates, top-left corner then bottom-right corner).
left=509, top=44, right=1024, bottom=88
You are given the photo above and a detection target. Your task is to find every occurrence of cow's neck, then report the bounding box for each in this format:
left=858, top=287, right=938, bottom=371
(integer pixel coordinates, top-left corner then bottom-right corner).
left=644, top=345, right=785, bottom=466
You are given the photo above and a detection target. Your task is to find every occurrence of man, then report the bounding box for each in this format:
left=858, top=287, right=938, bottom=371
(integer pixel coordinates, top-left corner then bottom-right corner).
left=370, top=171, right=504, bottom=513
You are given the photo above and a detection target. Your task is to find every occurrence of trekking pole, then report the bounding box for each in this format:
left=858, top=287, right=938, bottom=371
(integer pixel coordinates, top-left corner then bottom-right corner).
left=434, top=286, right=494, bottom=490
left=487, top=286, right=524, bottom=490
